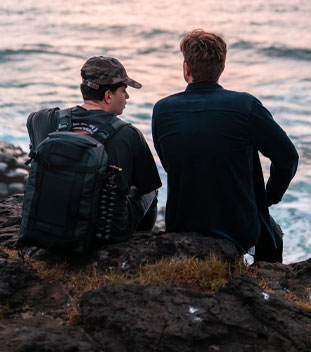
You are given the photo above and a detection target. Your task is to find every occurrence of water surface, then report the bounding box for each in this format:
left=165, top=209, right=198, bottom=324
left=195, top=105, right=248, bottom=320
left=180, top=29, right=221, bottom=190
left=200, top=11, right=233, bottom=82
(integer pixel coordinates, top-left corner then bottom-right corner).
left=0, top=0, right=310, bottom=263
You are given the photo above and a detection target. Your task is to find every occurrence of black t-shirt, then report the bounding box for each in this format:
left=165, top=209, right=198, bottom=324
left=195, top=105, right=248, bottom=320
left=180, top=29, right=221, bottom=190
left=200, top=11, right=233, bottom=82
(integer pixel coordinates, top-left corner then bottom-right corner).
left=27, top=106, right=162, bottom=195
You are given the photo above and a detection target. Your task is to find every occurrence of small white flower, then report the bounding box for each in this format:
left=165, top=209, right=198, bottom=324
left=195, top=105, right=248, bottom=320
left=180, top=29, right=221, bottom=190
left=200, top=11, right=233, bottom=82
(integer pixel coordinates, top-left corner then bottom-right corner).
left=262, top=292, right=270, bottom=300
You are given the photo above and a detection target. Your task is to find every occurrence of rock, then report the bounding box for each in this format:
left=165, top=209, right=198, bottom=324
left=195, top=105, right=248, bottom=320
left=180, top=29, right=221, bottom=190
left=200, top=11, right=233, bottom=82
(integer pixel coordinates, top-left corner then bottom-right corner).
left=8, top=182, right=25, bottom=194
left=0, top=194, right=310, bottom=351
left=79, top=277, right=311, bottom=352
left=0, top=251, right=33, bottom=306
left=0, top=183, right=9, bottom=197
left=4, top=168, right=28, bottom=183
left=0, top=153, right=16, bottom=169
left=254, top=259, right=311, bottom=299
left=0, top=162, right=7, bottom=172
left=0, top=248, right=68, bottom=319
left=0, top=194, right=23, bottom=249
left=0, top=142, right=29, bottom=198
left=0, top=319, right=101, bottom=352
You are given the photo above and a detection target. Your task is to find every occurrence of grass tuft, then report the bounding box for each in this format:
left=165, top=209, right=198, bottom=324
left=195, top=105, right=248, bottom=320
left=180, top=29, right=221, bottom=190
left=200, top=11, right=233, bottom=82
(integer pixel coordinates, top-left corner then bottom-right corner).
left=0, top=247, right=22, bottom=261
left=285, top=288, right=311, bottom=312
left=67, top=298, right=82, bottom=325
left=27, top=259, right=68, bottom=282
left=136, top=255, right=231, bottom=292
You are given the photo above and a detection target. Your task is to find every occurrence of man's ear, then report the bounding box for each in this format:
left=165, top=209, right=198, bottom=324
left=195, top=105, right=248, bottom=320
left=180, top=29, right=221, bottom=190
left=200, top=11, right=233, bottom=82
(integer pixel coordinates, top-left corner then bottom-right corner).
left=183, top=62, right=193, bottom=83
left=104, top=90, right=112, bottom=104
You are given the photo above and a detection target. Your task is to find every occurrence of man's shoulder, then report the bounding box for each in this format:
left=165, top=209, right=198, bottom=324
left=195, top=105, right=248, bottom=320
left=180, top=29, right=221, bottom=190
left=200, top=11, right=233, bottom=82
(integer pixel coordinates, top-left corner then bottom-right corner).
left=153, top=91, right=186, bottom=114
left=119, top=122, right=147, bottom=143
left=155, top=91, right=185, bottom=105
left=221, top=88, right=256, bottom=100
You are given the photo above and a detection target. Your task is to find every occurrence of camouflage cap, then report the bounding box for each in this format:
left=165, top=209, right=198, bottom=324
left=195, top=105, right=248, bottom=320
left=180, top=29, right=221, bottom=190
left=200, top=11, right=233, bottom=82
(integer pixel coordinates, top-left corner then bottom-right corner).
left=81, top=56, right=142, bottom=90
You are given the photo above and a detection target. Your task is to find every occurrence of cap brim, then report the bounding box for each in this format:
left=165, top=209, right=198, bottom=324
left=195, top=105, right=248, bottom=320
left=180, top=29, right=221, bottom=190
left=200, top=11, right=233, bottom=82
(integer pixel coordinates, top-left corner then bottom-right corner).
left=124, top=77, right=142, bottom=89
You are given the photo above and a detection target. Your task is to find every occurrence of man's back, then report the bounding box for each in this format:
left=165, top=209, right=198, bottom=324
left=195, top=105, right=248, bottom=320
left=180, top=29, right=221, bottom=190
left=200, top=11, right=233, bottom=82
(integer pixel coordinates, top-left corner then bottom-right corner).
left=152, top=81, right=298, bottom=252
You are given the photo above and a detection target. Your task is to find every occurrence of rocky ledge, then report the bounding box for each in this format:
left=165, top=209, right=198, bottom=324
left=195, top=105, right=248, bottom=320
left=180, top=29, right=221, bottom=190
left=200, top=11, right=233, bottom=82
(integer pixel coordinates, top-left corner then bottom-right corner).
left=0, top=195, right=310, bottom=352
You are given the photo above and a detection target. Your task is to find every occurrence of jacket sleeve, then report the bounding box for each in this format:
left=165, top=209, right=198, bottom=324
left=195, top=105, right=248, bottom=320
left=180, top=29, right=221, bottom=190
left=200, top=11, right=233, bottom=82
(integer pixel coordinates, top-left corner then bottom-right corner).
left=248, top=97, right=299, bottom=206
left=152, top=103, right=166, bottom=171
left=131, top=128, right=162, bottom=194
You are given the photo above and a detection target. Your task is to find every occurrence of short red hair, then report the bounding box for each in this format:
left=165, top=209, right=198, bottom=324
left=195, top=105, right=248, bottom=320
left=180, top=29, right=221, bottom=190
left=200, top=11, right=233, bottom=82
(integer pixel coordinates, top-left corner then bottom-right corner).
left=180, top=30, right=227, bottom=82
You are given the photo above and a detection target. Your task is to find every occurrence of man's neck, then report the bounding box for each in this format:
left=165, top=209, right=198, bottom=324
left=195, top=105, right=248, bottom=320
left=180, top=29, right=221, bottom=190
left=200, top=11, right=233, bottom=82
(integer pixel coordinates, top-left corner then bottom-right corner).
left=81, top=100, right=106, bottom=110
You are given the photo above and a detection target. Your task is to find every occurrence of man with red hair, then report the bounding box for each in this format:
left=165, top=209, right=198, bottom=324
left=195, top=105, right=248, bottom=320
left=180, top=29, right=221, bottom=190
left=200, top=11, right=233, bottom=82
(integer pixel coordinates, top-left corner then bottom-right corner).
left=152, top=30, right=298, bottom=262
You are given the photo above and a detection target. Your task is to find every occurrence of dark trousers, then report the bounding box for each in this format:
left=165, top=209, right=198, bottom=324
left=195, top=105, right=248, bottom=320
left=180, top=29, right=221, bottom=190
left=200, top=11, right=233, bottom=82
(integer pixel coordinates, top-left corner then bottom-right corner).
left=254, top=216, right=283, bottom=263
left=108, top=189, right=158, bottom=243
left=128, top=189, right=158, bottom=233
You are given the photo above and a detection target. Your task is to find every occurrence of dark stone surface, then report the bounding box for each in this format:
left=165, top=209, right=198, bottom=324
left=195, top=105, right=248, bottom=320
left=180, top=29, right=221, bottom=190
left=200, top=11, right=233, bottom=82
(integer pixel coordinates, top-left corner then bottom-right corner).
left=80, top=277, right=311, bottom=352
left=0, top=319, right=101, bottom=352
left=0, top=250, right=33, bottom=306
left=253, top=259, right=311, bottom=298
left=0, top=194, right=23, bottom=249
left=0, top=194, right=310, bottom=351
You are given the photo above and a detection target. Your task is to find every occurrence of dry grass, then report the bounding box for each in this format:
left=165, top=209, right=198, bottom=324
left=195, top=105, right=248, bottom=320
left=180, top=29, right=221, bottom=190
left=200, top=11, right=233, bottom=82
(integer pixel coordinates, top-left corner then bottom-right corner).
left=2, top=246, right=311, bottom=319
left=67, top=297, right=82, bottom=325
left=285, top=288, right=311, bottom=312
left=234, top=257, right=269, bottom=288
left=27, top=259, right=68, bottom=282
left=0, top=247, right=22, bottom=261
left=65, top=267, right=129, bottom=296
left=0, top=247, right=255, bottom=296
left=136, top=255, right=231, bottom=292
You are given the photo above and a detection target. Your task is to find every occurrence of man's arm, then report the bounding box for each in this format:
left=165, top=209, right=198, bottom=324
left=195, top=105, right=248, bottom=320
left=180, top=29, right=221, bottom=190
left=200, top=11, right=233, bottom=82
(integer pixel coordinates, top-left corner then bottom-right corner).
left=152, top=104, right=166, bottom=171
left=131, top=128, right=162, bottom=194
left=248, top=98, right=299, bottom=206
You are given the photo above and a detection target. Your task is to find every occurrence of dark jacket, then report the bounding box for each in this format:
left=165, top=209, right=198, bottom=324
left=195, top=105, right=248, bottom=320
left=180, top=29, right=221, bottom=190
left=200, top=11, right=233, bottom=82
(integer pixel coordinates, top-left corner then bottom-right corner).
left=152, top=81, right=298, bottom=252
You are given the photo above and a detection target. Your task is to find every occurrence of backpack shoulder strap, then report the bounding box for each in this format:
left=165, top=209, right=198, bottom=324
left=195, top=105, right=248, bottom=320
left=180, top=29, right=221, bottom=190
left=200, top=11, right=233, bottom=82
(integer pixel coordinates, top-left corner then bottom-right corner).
left=56, top=108, right=72, bottom=131
left=93, top=118, right=129, bottom=144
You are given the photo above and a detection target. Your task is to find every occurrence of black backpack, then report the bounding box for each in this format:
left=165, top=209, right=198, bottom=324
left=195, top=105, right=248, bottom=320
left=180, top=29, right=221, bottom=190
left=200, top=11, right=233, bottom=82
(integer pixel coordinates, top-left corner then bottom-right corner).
left=18, top=108, right=127, bottom=254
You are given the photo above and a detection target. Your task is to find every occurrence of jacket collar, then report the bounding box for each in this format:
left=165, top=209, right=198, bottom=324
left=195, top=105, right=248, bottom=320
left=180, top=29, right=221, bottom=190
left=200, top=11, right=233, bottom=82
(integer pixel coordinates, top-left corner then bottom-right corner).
left=185, top=81, right=223, bottom=91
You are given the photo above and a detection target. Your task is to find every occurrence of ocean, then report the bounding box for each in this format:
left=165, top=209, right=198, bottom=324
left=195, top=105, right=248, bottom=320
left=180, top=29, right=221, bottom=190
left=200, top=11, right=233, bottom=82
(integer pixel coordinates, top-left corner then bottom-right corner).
left=0, top=0, right=310, bottom=263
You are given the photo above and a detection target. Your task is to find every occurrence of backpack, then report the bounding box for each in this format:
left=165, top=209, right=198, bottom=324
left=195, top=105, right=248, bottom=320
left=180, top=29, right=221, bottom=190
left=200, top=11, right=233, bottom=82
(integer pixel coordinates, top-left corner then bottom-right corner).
left=18, top=108, right=127, bottom=254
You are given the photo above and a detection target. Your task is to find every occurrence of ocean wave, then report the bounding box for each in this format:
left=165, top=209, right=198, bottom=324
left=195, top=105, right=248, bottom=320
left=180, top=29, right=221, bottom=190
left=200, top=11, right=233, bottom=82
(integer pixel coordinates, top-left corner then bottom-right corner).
left=261, top=46, right=311, bottom=61
left=230, top=40, right=311, bottom=62
left=229, top=40, right=255, bottom=50
left=137, top=44, right=174, bottom=55
left=140, top=29, right=174, bottom=38
left=0, top=47, right=84, bottom=63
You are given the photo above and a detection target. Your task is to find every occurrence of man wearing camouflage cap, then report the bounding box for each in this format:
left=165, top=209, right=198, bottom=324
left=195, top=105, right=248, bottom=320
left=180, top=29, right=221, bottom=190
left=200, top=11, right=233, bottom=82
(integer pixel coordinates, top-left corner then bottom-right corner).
left=27, top=56, right=162, bottom=243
